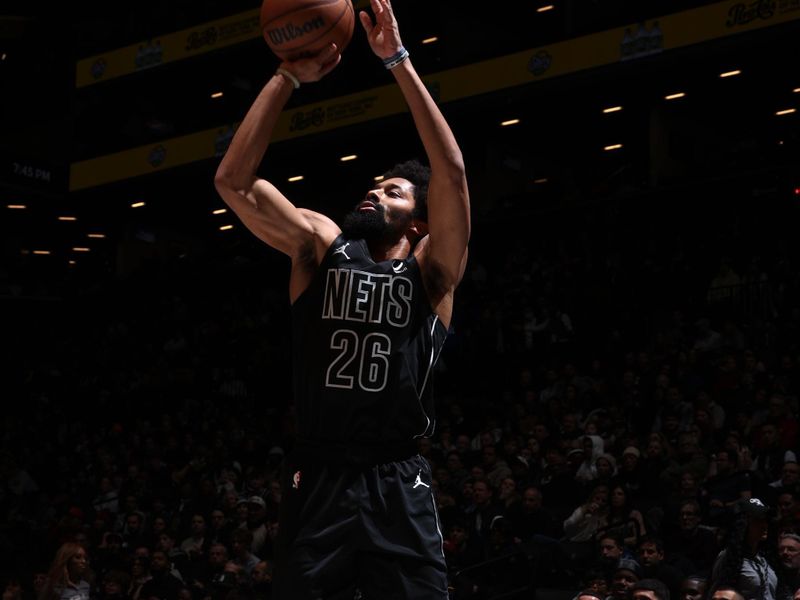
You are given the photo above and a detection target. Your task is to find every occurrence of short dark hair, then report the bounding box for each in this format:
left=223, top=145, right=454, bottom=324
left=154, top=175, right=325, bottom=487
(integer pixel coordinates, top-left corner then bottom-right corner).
left=381, top=159, right=431, bottom=221
left=710, top=587, right=744, bottom=600
left=637, top=535, right=664, bottom=553
left=631, top=579, right=670, bottom=600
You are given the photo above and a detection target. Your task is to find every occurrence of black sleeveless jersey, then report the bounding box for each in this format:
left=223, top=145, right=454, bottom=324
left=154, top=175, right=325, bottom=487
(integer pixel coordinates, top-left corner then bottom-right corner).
left=290, top=235, right=448, bottom=445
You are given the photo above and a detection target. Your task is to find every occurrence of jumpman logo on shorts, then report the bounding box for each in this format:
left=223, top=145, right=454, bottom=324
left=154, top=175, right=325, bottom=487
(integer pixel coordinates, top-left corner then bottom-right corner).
left=333, top=243, right=350, bottom=260
left=413, top=470, right=430, bottom=489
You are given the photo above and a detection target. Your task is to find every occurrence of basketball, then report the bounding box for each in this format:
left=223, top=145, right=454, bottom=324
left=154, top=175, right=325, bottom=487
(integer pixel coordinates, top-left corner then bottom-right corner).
left=260, top=0, right=355, bottom=62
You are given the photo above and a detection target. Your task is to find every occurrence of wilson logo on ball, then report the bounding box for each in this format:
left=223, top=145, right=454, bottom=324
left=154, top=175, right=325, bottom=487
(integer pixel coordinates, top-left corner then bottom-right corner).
left=266, top=15, right=326, bottom=46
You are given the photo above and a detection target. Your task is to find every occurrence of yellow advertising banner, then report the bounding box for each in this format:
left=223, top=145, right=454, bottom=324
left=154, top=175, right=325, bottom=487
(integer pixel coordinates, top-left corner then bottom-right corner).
left=74, top=0, right=372, bottom=88
left=69, top=0, right=800, bottom=190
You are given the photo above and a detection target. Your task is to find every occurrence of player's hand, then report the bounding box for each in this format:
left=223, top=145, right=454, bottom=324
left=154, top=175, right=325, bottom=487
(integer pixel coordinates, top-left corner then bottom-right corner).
left=359, top=0, right=403, bottom=60
left=280, top=43, right=341, bottom=83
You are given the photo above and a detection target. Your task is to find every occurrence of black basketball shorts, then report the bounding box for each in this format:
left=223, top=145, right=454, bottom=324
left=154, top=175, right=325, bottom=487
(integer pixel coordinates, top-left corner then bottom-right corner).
left=273, top=453, right=449, bottom=600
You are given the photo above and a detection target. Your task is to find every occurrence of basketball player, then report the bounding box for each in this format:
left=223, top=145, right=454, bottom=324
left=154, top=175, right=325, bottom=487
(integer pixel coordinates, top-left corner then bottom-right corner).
left=214, top=0, right=469, bottom=597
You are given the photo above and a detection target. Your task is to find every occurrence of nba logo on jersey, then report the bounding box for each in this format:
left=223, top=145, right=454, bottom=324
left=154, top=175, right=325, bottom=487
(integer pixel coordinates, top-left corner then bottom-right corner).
left=292, top=470, right=302, bottom=489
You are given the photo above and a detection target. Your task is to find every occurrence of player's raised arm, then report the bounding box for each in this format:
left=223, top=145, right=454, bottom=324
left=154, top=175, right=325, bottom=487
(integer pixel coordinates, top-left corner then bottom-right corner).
left=213, top=47, right=342, bottom=261
left=359, top=0, right=471, bottom=291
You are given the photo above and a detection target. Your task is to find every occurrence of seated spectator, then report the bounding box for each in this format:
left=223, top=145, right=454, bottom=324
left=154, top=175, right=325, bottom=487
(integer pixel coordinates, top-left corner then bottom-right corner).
left=506, top=485, right=561, bottom=541
left=482, top=445, right=512, bottom=489
left=776, top=533, right=800, bottom=600
left=701, top=449, right=753, bottom=525
left=230, top=528, right=260, bottom=578
left=609, top=559, right=643, bottom=600
left=575, top=435, right=605, bottom=484
left=605, top=485, right=647, bottom=547
left=637, top=536, right=684, bottom=600
left=465, top=477, right=502, bottom=557
left=39, top=543, right=92, bottom=600
left=664, top=499, right=718, bottom=576
left=595, top=533, right=634, bottom=581
left=97, top=570, right=130, bottom=600
left=139, top=550, right=184, bottom=600
left=250, top=560, right=273, bottom=600
left=128, top=557, right=152, bottom=600
left=563, top=485, right=610, bottom=542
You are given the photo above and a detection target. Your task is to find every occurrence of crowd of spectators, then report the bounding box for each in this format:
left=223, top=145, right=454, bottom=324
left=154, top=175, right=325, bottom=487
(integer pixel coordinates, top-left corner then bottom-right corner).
left=2, top=184, right=800, bottom=600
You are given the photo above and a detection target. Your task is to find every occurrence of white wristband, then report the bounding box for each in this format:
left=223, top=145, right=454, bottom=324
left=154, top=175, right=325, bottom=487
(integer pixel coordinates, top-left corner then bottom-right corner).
left=276, top=68, right=300, bottom=89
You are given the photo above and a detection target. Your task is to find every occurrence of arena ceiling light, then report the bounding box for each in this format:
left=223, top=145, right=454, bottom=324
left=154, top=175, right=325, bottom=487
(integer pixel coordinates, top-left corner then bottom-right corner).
left=602, top=106, right=623, bottom=114
left=72, top=247, right=90, bottom=252
left=58, top=216, right=77, bottom=221
left=212, top=208, right=227, bottom=215
left=374, top=175, right=385, bottom=182
left=534, top=178, right=548, bottom=184
left=219, top=224, right=234, bottom=231
left=537, top=5, right=555, bottom=12
left=719, top=69, right=741, bottom=78
left=665, top=92, right=686, bottom=100
left=87, top=233, right=106, bottom=239
left=421, top=37, right=438, bottom=44
left=211, top=92, right=224, bottom=99
left=775, top=108, right=796, bottom=116
left=7, top=204, right=26, bottom=209
left=501, top=119, right=520, bottom=126
left=604, top=144, right=623, bottom=151
left=340, top=155, right=358, bottom=162
left=32, top=250, right=51, bottom=255
left=68, top=260, right=76, bottom=266
left=131, top=201, right=146, bottom=208
left=288, top=175, right=304, bottom=182
left=794, top=87, right=800, bottom=93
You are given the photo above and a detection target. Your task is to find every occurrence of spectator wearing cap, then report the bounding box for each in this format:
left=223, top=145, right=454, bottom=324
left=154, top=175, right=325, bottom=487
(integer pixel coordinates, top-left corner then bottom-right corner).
left=776, top=533, right=800, bottom=600
left=711, top=498, right=777, bottom=600
left=609, top=559, right=643, bottom=600
left=241, top=496, right=268, bottom=557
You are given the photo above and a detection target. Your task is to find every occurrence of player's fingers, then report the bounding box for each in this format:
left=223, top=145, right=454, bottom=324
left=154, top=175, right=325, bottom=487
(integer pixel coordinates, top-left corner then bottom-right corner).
left=358, top=10, right=373, bottom=33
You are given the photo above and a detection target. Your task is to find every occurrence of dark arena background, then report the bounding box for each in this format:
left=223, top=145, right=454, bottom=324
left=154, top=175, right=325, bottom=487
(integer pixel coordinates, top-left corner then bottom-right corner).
left=1, top=1, right=800, bottom=599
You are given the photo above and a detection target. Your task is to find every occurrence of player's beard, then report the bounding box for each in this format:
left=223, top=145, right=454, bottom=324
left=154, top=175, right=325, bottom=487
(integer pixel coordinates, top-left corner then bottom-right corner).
left=341, top=204, right=390, bottom=242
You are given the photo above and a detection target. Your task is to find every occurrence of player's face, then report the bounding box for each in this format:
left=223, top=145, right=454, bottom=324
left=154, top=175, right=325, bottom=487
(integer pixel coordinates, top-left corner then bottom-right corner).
left=342, top=177, right=417, bottom=241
